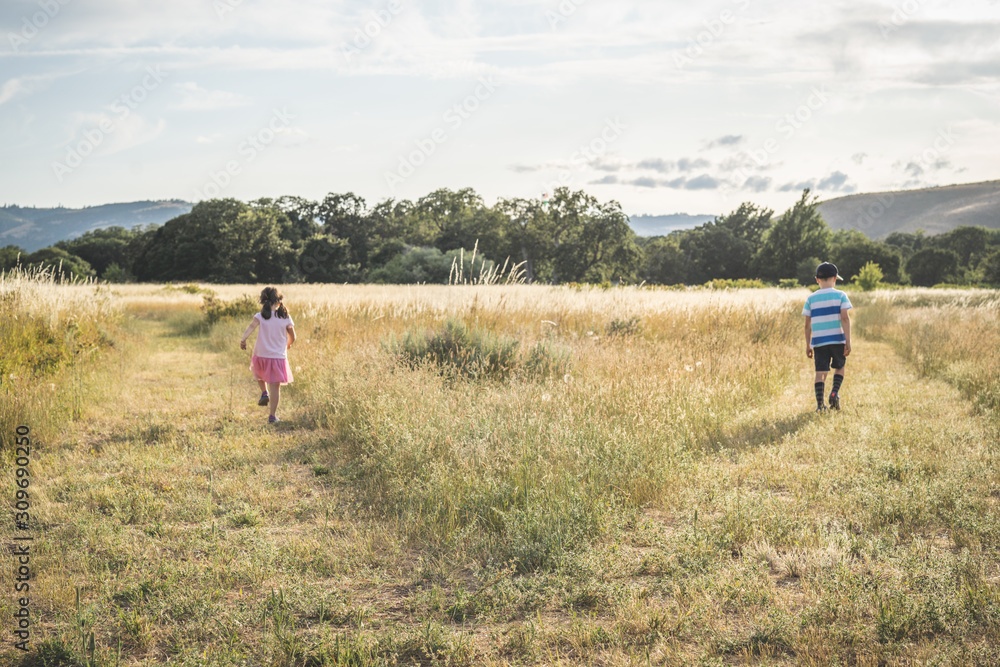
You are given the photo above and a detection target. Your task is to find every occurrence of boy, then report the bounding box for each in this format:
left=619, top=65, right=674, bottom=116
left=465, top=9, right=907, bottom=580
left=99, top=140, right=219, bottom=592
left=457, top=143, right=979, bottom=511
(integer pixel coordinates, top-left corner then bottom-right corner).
left=802, top=262, right=852, bottom=412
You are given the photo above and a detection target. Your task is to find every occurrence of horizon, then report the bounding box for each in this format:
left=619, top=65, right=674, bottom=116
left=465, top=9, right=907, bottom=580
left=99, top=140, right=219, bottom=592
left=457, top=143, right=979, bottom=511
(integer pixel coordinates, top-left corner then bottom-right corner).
left=2, top=1, right=999, bottom=214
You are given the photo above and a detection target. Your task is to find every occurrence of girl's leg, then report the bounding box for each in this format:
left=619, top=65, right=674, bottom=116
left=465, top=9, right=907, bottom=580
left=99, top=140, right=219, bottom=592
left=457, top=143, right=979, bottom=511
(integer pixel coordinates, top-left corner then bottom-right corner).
left=267, top=382, right=281, bottom=417
left=257, top=379, right=267, bottom=393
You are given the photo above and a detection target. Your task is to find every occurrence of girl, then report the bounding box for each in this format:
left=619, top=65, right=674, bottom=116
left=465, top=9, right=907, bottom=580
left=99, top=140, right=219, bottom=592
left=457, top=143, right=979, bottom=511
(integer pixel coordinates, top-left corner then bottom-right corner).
left=240, top=286, right=295, bottom=423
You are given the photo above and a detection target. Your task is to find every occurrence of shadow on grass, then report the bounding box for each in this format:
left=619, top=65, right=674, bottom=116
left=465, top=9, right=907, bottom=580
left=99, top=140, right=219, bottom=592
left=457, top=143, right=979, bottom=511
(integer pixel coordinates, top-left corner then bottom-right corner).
left=162, top=310, right=212, bottom=338
left=707, top=411, right=815, bottom=453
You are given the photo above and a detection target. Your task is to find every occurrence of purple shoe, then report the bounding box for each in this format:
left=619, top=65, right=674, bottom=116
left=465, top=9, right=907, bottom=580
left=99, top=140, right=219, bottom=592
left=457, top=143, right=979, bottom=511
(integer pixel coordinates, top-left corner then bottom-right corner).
left=268, top=415, right=280, bottom=424
left=258, top=392, right=269, bottom=406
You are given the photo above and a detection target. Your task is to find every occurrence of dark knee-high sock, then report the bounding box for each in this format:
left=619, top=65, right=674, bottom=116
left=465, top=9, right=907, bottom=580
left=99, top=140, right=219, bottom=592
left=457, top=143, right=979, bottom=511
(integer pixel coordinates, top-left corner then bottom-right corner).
left=814, top=382, right=825, bottom=407
left=831, top=374, right=844, bottom=397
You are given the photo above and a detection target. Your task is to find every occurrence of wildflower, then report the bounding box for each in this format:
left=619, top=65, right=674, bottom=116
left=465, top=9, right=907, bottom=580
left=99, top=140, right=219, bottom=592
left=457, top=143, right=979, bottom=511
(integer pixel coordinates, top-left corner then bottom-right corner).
left=295, top=366, right=302, bottom=372
left=685, top=365, right=694, bottom=372
left=696, top=361, right=703, bottom=367
left=563, top=374, right=573, bottom=384
left=541, top=393, right=551, bottom=402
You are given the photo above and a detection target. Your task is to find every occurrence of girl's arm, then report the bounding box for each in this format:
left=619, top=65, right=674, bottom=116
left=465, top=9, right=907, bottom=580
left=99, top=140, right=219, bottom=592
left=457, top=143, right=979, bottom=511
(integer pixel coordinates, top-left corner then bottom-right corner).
left=286, top=325, right=296, bottom=349
left=240, top=317, right=259, bottom=350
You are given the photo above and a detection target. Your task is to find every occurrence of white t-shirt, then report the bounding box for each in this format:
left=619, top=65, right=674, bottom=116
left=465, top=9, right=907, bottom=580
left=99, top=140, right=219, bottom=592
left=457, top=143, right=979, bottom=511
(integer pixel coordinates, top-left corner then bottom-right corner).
left=253, top=310, right=294, bottom=359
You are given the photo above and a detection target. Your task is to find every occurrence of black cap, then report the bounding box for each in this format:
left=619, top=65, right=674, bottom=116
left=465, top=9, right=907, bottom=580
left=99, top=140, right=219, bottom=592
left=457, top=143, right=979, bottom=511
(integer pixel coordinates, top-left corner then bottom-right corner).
left=816, top=262, right=841, bottom=280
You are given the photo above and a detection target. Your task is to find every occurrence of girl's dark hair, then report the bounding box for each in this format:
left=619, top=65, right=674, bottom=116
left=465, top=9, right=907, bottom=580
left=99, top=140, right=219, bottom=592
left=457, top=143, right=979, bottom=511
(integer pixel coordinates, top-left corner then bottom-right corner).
left=259, top=286, right=289, bottom=320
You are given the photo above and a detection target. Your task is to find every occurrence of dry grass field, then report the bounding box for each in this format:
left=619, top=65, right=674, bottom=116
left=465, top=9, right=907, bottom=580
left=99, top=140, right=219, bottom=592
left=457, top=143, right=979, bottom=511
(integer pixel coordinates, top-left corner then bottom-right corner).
left=2, top=277, right=1000, bottom=665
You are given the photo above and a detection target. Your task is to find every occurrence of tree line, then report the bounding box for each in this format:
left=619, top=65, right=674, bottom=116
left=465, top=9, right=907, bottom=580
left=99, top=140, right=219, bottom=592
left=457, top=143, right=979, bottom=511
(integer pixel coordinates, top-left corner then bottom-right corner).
left=4, top=187, right=1000, bottom=287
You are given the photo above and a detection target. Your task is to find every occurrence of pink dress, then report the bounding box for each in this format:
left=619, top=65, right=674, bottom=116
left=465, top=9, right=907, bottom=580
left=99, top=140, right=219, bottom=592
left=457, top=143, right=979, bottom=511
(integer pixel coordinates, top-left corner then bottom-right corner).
left=250, top=311, right=294, bottom=385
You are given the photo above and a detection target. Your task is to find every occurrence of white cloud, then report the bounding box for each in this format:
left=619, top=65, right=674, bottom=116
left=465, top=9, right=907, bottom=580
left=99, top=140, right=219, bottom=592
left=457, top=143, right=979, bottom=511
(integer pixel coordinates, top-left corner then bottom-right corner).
left=173, top=82, right=252, bottom=110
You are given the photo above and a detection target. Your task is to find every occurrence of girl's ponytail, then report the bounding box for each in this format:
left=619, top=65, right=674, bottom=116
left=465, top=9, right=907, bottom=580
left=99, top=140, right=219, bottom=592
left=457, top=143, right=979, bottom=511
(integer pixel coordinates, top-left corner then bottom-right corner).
left=259, top=286, right=289, bottom=320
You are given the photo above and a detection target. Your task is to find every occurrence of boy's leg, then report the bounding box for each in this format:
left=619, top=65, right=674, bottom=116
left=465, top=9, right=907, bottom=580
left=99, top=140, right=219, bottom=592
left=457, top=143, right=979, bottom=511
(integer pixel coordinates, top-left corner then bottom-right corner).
left=814, top=371, right=828, bottom=409
left=830, top=367, right=845, bottom=409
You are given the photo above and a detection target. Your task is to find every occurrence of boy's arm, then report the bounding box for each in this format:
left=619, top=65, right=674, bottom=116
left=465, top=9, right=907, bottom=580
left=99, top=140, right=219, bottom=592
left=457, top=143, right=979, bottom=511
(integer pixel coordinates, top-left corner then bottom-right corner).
left=804, top=316, right=813, bottom=358
left=841, top=309, right=852, bottom=356
left=240, top=317, right=259, bottom=350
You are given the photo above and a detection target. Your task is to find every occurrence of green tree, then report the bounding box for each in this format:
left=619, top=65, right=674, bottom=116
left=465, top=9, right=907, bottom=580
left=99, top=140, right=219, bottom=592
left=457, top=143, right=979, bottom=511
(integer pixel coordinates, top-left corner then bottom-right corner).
left=829, top=229, right=902, bottom=284
left=934, top=226, right=990, bottom=267
left=549, top=191, right=639, bottom=283
left=317, top=192, right=372, bottom=271
left=981, top=248, right=1000, bottom=285
left=56, top=226, right=142, bottom=278
left=133, top=199, right=293, bottom=282
left=22, top=247, right=94, bottom=279
left=753, top=190, right=831, bottom=281
left=212, top=206, right=294, bottom=283
left=267, top=196, right=322, bottom=248
left=410, top=188, right=501, bottom=255
left=494, top=197, right=550, bottom=283
left=905, top=247, right=960, bottom=286
left=641, top=236, right=687, bottom=285
left=297, top=234, right=359, bottom=283
left=367, top=246, right=491, bottom=284
left=0, top=245, right=26, bottom=272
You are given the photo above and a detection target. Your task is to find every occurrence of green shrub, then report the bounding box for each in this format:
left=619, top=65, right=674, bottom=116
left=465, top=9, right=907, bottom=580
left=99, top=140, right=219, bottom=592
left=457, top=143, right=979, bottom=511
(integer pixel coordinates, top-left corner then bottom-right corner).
left=778, top=278, right=800, bottom=289
left=853, top=261, right=884, bottom=291
left=201, top=294, right=258, bottom=325
left=390, top=319, right=571, bottom=381
left=605, top=317, right=641, bottom=337
left=523, top=340, right=571, bottom=378
left=392, top=318, right=519, bottom=380
left=704, top=278, right=767, bottom=290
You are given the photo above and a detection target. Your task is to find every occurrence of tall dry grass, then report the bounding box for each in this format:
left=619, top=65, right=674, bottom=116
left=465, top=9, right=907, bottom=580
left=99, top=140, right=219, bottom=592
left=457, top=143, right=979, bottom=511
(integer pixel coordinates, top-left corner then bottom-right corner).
left=0, top=265, right=122, bottom=453
left=854, top=289, right=1000, bottom=415
left=203, top=285, right=804, bottom=572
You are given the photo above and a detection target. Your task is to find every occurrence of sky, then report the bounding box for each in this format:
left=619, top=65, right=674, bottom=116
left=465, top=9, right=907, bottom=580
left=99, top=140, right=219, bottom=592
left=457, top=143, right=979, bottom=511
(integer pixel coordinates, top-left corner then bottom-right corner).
left=1, top=0, right=998, bottom=217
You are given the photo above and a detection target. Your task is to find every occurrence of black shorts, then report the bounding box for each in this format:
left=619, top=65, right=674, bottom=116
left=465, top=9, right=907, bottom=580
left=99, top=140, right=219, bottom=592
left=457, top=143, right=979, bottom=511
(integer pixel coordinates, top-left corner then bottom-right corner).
left=814, top=344, right=846, bottom=372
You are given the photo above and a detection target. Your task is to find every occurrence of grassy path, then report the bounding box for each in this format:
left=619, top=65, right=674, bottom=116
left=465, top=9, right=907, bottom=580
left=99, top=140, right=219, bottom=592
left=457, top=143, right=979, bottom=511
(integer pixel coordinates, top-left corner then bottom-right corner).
left=13, top=309, right=1000, bottom=665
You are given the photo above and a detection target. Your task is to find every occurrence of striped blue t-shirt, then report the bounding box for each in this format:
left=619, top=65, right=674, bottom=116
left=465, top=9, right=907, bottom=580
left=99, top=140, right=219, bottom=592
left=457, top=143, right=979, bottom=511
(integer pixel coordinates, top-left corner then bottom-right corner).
left=802, top=288, right=852, bottom=348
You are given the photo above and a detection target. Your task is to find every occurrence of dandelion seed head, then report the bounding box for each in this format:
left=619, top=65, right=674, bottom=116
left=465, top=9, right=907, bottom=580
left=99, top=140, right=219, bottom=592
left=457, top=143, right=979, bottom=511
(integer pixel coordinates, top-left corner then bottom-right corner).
left=685, top=365, right=694, bottom=372
left=563, top=374, right=573, bottom=384
left=541, top=393, right=551, bottom=402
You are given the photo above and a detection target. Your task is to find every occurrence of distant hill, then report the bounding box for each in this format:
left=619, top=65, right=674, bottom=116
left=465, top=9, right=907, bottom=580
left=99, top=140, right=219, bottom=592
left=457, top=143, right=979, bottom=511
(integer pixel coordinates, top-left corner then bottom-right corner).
left=628, top=213, right=716, bottom=237
left=818, top=180, right=1000, bottom=239
left=0, top=200, right=193, bottom=252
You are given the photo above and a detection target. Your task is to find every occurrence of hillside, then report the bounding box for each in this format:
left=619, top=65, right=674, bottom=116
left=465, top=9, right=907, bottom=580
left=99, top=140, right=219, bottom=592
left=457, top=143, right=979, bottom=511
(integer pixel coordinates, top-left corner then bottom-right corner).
left=0, top=200, right=193, bottom=251
left=818, top=179, right=1000, bottom=238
